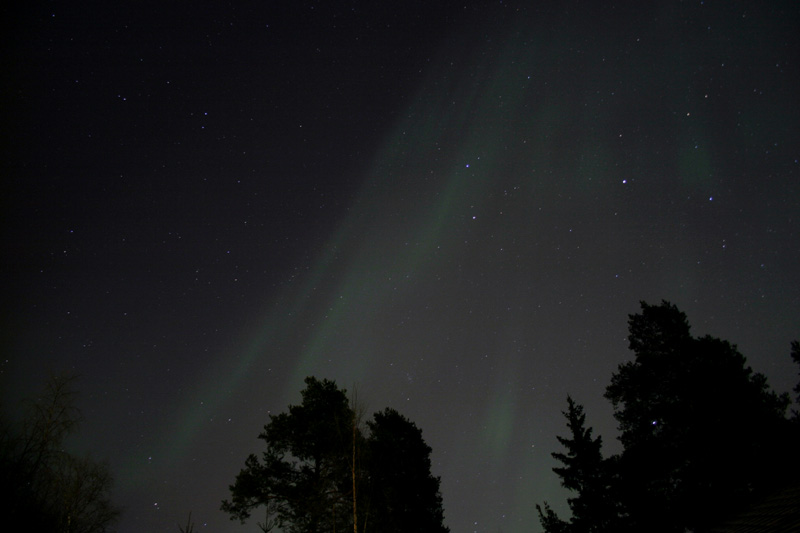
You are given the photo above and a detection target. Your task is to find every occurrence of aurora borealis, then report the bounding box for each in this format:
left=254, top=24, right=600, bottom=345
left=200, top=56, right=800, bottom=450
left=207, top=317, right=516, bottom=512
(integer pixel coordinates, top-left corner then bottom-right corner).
left=2, top=2, right=799, bottom=532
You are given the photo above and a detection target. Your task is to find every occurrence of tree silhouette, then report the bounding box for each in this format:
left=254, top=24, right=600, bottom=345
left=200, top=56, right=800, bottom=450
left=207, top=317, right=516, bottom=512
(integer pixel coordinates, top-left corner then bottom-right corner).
left=178, top=512, right=196, bottom=533
left=222, top=377, right=353, bottom=532
left=365, top=408, right=448, bottom=533
left=605, top=301, right=795, bottom=531
left=538, top=301, right=799, bottom=532
left=792, top=340, right=800, bottom=419
left=222, top=376, right=448, bottom=533
left=0, top=373, right=120, bottom=533
left=536, top=397, right=619, bottom=533
left=536, top=502, right=569, bottom=533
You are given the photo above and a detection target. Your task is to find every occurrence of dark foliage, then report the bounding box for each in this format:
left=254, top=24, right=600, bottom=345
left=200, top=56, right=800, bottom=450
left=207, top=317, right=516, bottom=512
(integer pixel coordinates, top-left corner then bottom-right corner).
left=539, top=301, right=799, bottom=533
left=607, top=301, right=794, bottom=531
left=365, top=408, right=448, bottom=533
left=537, top=397, right=621, bottom=533
left=0, top=374, right=121, bottom=533
left=537, top=501, right=569, bottom=533
left=792, top=340, right=800, bottom=417
left=222, top=376, right=448, bottom=533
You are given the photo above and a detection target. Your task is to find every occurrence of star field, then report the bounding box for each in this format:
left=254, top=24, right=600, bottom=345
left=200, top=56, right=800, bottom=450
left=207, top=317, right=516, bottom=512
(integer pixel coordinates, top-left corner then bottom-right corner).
left=2, top=2, right=799, bottom=533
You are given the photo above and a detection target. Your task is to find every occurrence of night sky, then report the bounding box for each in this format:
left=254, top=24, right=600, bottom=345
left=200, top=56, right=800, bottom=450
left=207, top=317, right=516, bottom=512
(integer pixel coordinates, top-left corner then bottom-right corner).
left=2, top=2, right=799, bottom=532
